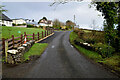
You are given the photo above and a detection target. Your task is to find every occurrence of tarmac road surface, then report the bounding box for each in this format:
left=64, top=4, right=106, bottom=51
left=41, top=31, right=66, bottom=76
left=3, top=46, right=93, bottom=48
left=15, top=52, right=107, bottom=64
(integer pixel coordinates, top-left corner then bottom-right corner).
left=25, top=31, right=118, bottom=78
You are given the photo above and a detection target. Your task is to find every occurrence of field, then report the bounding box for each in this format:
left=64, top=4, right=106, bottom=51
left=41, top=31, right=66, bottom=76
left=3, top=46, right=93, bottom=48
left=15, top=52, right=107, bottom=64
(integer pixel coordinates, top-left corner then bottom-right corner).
left=1, top=26, right=48, bottom=63
left=2, top=26, right=45, bottom=39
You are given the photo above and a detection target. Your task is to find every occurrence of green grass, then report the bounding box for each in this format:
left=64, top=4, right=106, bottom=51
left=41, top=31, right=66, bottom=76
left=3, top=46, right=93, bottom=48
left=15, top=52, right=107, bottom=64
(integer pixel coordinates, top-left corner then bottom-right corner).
left=1, top=26, right=44, bottom=39
left=99, top=54, right=120, bottom=72
left=74, top=45, right=102, bottom=61
left=24, top=43, right=48, bottom=60
left=69, top=31, right=78, bottom=44
left=69, top=31, right=120, bottom=73
left=83, top=30, right=92, bottom=33
left=69, top=31, right=102, bottom=62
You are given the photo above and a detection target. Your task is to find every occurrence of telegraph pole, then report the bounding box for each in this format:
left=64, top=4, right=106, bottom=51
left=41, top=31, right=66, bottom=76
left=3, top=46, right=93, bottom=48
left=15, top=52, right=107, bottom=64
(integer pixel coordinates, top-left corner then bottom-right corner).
left=73, top=15, right=75, bottom=29
left=74, top=15, right=75, bottom=24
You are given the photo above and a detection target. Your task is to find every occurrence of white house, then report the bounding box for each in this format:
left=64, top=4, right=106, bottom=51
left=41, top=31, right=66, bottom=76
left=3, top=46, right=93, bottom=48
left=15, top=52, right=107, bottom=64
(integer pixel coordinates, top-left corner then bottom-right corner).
left=47, top=20, right=53, bottom=27
left=0, top=14, right=12, bottom=26
left=12, top=18, right=26, bottom=25
left=38, top=19, right=53, bottom=27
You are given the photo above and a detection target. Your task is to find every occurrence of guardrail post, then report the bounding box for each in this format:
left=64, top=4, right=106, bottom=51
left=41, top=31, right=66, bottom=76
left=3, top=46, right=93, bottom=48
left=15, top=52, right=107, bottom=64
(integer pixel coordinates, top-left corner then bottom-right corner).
left=12, top=35, right=14, bottom=48
left=33, top=33, right=35, bottom=40
left=2, top=38, right=5, bottom=54
left=38, top=32, right=39, bottom=40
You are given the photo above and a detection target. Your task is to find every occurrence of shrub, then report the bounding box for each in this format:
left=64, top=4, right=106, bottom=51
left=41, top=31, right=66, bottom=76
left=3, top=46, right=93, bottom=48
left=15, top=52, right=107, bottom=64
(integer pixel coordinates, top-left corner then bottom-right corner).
left=94, top=43, right=115, bottom=58
left=65, top=27, right=68, bottom=30
left=75, top=37, right=84, bottom=43
left=78, top=31, right=84, bottom=39
left=86, top=38, right=95, bottom=44
left=22, top=23, right=26, bottom=25
left=2, top=24, right=6, bottom=26
left=12, top=23, right=16, bottom=26
left=17, top=24, right=22, bottom=26
left=27, top=24, right=35, bottom=28
left=73, top=28, right=80, bottom=33
left=39, top=26, right=43, bottom=28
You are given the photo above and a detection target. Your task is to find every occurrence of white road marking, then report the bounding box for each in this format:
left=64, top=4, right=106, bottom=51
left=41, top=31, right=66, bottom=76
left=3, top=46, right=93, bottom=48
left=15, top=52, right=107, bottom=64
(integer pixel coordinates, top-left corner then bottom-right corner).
left=52, top=45, right=55, bottom=48
left=71, top=45, right=73, bottom=48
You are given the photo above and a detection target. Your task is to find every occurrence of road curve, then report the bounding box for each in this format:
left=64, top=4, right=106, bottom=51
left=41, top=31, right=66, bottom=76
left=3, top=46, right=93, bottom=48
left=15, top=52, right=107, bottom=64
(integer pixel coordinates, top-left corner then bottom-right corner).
left=25, top=31, right=118, bottom=78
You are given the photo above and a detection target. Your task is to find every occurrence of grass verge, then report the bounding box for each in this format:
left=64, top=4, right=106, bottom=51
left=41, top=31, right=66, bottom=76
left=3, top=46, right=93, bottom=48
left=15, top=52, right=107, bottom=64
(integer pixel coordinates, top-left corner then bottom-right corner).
left=24, top=43, right=48, bottom=60
left=69, top=31, right=120, bottom=75
left=69, top=31, right=102, bottom=62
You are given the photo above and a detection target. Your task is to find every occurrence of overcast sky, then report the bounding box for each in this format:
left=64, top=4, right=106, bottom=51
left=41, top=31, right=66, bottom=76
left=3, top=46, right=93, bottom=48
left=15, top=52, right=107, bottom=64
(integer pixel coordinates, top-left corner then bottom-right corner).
left=2, top=2, right=104, bottom=30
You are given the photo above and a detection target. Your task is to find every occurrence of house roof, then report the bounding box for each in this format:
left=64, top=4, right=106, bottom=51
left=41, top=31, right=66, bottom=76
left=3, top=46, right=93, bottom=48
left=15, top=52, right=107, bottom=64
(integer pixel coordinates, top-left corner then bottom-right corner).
left=12, top=18, right=25, bottom=20
left=26, top=21, right=38, bottom=25
left=39, top=20, right=52, bottom=24
left=2, top=13, right=12, bottom=21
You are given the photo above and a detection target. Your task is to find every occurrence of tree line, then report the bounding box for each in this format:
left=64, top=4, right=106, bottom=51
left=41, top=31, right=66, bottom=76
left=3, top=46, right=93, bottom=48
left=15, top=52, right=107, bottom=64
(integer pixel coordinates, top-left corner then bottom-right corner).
left=92, top=2, right=120, bottom=52
left=53, top=19, right=75, bottom=30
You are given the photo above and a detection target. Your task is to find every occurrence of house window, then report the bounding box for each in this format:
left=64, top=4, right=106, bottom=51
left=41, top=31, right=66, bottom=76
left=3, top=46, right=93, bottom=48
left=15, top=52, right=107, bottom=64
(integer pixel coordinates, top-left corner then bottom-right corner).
left=6, top=21, right=8, bottom=25
left=2, top=20, right=4, bottom=23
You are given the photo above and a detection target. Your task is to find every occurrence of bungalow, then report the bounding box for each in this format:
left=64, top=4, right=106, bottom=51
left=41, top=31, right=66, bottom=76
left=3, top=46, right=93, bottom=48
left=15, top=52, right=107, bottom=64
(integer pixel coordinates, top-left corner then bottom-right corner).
left=12, top=18, right=26, bottom=25
left=0, top=13, right=12, bottom=26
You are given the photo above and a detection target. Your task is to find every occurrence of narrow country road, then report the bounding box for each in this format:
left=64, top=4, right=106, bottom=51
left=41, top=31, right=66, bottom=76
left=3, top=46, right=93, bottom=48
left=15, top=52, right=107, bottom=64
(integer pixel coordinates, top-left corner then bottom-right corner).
left=25, top=31, right=118, bottom=78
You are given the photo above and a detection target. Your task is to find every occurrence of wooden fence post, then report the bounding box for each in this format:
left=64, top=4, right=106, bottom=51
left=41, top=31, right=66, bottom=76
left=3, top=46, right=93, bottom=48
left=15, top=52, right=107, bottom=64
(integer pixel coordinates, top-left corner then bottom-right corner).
left=48, top=30, right=49, bottom=35
left=2, top=38, right=5, bottom=54
left=33, top=33, right=35, bottom=40
left=45, top=31, right=46, bottom=37
left=53, top=29, right=54, bottom=33
left=47, top=30, right=48, bottom=36
left=49, top=29, right=50, bottom=34
left=21, top=34, right=23, bottom=44
left=12, top=35, right=14, bottom=48
left=38, top=32, right=39, bottom=40
left=42, top=31, right=43, bottom=38
left=5, top=40, right=8, bottom=63
left=50, top=29, right=52, bottom=34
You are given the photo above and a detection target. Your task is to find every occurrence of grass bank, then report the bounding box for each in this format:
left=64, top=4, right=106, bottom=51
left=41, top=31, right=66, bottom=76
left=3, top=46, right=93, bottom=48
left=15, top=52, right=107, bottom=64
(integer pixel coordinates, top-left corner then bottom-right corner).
left=2, top=26, right=44, bottom=39
left=69, top=31, right=102, bottom=62
left=69, top=31, right=120, bottom=75
left=24, top=43, right=48, bottom=60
